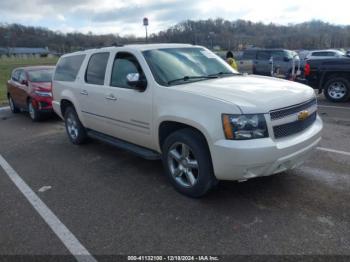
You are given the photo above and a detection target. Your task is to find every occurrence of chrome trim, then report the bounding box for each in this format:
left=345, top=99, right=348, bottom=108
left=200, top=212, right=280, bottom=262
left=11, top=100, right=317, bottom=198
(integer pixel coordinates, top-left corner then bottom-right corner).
left=270, top=104, right=317, bottom=126
left=270, top=98, right=317, bottom=120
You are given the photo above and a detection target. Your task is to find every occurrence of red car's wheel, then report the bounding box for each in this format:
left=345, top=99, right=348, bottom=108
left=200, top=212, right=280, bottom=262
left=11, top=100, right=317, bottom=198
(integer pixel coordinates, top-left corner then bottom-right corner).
left=28, top=99, right=41, bottom=122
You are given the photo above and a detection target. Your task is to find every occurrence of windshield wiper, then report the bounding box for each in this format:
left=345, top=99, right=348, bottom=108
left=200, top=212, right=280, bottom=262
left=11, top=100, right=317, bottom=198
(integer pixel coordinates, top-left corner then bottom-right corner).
left=208, top=71, right=238, bottom=77
left=167, top=75, right=218, bottom=85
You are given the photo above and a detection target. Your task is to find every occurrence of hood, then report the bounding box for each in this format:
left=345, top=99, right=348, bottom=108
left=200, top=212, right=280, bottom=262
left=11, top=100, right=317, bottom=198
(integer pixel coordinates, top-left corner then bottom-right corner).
left=30, top=82, right=52, bottom=91
left=177, top=75, right=315, bottom=114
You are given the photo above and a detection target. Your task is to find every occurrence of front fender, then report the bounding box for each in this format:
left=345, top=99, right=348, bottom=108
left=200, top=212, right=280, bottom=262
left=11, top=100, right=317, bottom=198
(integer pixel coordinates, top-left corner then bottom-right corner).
left=155, top=115, right=213, bottom=152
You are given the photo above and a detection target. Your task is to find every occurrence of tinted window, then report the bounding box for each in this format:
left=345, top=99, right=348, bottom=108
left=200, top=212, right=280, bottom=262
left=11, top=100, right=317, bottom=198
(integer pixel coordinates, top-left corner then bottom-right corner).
left=54, top=54, right=86, bottom=82
left=28, top=69, right=54, bottom=82
left=143, top=48, right=236, bottom=86
left=19, top=70, right=26, bottom=82
left=312, top=52, right=329, bottom=57
left=242, top=50, right=256, bottom=59
left=111, top=52, right=145, bottom=89
left=257, top=51, right=271, bottom=60
left=12, top=70, right=20, bottom=81
left=85, top=53, right=109, bottom=85
left=271, top=51, right=285, bottom=60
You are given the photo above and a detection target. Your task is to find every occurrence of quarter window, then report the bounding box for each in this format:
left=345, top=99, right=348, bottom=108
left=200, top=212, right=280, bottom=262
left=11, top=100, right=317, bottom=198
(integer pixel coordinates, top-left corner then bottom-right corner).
left=54, top=54, right=86, bottom=82
left=110, top=52, right=146, bottom=89
left=85, top=52, right=110, bottom=85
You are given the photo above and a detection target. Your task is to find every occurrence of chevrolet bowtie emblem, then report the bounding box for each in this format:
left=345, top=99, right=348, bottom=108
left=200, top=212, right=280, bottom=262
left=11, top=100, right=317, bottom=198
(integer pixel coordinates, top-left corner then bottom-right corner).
left=298, top=110, right=309, bottom=121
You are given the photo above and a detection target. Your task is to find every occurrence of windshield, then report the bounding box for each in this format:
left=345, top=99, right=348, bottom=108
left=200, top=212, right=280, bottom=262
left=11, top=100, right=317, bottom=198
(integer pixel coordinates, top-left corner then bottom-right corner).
left=143, top=47, right=238, bottom=86
left=28, top=69, right=54, bottom=82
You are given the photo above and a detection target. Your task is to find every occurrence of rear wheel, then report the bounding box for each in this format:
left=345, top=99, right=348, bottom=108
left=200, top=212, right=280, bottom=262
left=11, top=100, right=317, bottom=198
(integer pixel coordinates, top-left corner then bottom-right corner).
left=28, top=99, right=41, bottom=122
left=162, top=128, right=217, bottom=198
left=8, top=95, right=20, bottom=113
left=64, top=106, right=87, bottom=145
left=324, top=77, right=350, bottom=102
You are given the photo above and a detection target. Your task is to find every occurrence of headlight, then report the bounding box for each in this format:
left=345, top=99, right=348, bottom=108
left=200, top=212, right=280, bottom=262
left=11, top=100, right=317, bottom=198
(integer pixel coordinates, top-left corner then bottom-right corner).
left=222, top=114, right=268, bottom=140
left=34, top=90, right=52, bottom=97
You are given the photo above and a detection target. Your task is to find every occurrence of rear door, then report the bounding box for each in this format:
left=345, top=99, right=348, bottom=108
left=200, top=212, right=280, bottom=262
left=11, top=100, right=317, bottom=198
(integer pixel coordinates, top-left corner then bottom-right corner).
left=256, top=51, right=272, bottom=75
left=8, top=69, right=27, bottom=108
left=271, top=50, right=288, bottom=74
left=7, top=69, right=20, bottom=103
left=239, top=50, right=256, bottom=74
left=17, top=70, right=29, bottom=107
left=77, top=52, right=112, bottom=134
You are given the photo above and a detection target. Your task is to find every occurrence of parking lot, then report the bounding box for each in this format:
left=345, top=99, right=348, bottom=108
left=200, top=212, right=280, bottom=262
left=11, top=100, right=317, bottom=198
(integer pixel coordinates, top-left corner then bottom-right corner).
left=0, top=94, right=349, bottom=260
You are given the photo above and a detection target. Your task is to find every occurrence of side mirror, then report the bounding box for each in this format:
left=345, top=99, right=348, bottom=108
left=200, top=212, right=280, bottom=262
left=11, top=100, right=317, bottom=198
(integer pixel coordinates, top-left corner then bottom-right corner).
left=126, top=73, right=147, bottom=92
left=21, top=80, right=28, bottom=86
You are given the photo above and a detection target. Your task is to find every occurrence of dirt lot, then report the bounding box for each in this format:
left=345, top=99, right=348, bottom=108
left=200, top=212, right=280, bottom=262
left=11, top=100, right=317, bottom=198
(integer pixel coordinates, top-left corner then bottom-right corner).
left=0, top=95, right=349, bottom=261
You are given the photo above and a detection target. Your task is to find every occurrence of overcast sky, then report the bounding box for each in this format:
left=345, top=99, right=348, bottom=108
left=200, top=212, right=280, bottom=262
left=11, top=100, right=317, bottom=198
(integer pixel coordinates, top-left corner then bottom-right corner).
left=0, top=0, right=348, bottom=36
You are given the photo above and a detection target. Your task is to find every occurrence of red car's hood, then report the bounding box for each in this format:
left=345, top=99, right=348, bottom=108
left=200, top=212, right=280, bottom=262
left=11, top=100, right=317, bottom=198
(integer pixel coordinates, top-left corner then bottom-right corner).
left=31, top=82, right=52, bottom=91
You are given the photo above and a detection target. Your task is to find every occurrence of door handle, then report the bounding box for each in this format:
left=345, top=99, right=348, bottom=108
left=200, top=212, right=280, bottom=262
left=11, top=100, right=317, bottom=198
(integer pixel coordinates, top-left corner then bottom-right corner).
left=80, top=90, right=88, bottom=95
left=105, top=94, right=117, bottom=101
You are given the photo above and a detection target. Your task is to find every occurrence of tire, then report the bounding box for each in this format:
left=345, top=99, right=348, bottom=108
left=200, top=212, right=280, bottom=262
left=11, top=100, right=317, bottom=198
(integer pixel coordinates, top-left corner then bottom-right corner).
left=28, top=99, right=41, bottom=122
left=324, top=77, right=350, bottom=102
left=64, top=106, right=87, bottom=145
left=8, top=95, right=20, bottom=113
left=162, top=128, right=217, bottom=198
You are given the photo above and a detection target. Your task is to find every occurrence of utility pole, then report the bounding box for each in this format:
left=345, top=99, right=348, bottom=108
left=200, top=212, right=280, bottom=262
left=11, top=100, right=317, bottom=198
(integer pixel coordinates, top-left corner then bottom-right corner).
left=143, top=17, right=149, bottom=43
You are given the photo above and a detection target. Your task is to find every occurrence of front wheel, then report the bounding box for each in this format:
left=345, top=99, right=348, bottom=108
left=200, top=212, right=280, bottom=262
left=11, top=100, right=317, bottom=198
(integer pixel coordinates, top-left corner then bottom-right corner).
left=28, top=99, right=41, bottom=121
left=162, top=128, right=217, bottom=198
left=324, top=77, right=350, bottom=102
left=64, top=107, right=87, bottom=145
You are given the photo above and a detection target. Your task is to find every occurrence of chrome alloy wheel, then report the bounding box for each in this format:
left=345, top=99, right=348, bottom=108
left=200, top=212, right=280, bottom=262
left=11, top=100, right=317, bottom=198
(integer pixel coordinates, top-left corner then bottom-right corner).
left=328, top=81, right=347, bottom=100
left=66, top=114, right=79, bottom=140
left=28, top=102, right=35, bottom=120
left=167, top=142, right=199, bottom=188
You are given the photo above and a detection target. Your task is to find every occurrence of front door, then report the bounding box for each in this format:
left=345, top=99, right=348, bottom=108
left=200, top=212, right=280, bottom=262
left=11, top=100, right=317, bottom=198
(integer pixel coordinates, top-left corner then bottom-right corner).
left=103, top=51, right=154, bottom=149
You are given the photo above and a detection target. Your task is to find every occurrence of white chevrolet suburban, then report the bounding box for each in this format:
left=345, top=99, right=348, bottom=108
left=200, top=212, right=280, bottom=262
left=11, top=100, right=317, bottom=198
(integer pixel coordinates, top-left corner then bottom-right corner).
left=52, top=44, right=323, bottom=197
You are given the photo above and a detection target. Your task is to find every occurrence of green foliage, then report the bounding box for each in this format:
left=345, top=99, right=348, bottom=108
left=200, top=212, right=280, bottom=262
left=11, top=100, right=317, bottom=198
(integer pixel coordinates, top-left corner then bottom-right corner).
left=0, top=57, right=58, bottom=104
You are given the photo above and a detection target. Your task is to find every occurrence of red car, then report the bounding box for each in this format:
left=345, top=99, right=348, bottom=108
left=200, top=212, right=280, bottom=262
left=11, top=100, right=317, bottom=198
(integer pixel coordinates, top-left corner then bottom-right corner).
left=7, top=66, right=55, bottom=121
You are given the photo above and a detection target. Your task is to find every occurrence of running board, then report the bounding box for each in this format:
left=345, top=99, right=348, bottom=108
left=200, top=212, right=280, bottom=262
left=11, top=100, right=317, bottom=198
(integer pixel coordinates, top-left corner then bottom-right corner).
left=87, top=130, right=161, bottom=160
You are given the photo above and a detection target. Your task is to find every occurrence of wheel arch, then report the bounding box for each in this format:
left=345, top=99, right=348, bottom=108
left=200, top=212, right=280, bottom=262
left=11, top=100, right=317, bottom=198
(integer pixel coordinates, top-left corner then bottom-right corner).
left=158, top=120, right=212, bottom=154
left=60, top=99, right=75, bottom=117
left=321, top=72, right=350, bottom=89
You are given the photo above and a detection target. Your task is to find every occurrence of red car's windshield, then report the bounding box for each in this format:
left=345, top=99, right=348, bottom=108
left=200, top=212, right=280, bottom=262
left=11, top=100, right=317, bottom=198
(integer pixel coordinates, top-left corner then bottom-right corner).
left=28, top=69, right=54, bottom=82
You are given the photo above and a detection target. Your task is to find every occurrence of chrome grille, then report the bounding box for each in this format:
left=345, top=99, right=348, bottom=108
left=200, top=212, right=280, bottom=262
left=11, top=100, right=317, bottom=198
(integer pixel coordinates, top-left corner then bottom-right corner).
left=270, top=98, right=317, bottom=120
left=273, top=112, right=317, bottom=139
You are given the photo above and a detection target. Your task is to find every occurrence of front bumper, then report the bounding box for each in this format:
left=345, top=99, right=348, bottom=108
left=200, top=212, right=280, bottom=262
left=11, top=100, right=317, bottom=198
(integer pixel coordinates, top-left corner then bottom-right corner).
left=210, top=115, right=323, bottom=181
left=31, top=96, right=53, bottom=112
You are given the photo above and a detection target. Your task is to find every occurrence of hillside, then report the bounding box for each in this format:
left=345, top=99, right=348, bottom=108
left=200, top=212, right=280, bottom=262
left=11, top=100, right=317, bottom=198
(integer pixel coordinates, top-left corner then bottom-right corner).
left=1, top=19, right=350, bottom=52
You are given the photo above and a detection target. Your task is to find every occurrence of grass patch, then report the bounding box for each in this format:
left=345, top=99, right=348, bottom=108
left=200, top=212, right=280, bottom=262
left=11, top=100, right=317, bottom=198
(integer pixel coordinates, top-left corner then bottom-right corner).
left=0, top=57, right=58, bottom=105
